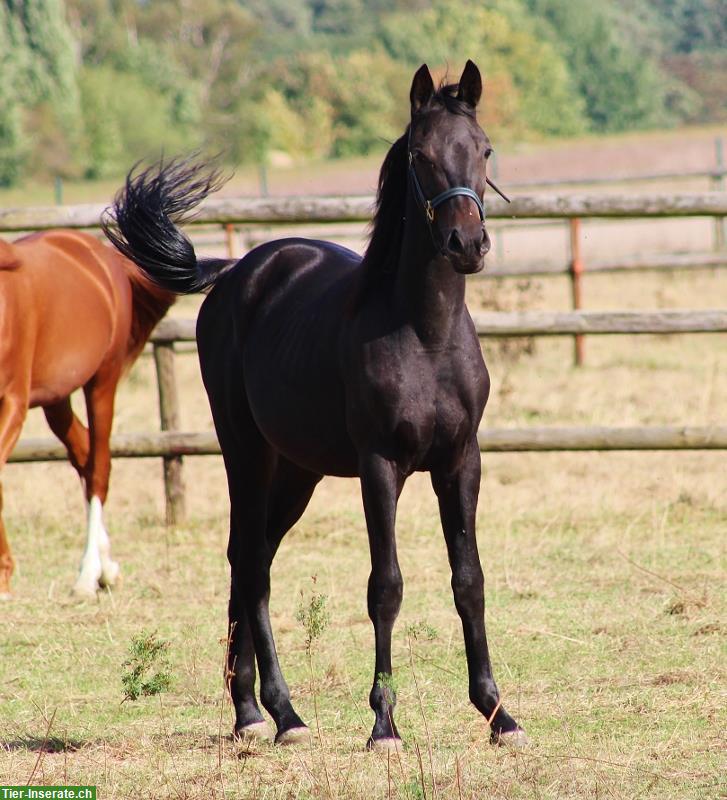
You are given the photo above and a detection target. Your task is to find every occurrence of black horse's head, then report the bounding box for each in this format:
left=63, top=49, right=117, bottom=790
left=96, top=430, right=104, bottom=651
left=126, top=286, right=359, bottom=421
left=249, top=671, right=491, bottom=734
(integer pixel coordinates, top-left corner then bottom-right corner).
left=407, top=60, right=493, bottom=274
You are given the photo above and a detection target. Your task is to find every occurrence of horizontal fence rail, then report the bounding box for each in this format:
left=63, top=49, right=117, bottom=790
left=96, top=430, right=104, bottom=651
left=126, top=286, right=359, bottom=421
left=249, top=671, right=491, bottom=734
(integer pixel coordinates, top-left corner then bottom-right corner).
left=469, top=309, right=727, bottom=336
left=481, top=251, right=727, bottom=278
left=3, top=192, right=727, bottom=231
left=503, top=168, right=726, bottom=190
left=9, top=425, right=727, bottom=464
left=150, top=310, right=727, bottom=344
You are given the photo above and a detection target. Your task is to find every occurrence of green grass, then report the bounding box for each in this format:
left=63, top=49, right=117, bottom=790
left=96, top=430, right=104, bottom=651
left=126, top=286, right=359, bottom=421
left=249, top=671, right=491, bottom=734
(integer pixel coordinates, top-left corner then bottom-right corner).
left=0, top=480, right=723, bottom=799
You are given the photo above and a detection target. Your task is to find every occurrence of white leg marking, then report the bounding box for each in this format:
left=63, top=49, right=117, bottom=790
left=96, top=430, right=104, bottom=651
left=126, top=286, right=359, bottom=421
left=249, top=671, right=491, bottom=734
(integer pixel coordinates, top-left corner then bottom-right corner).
left=94, top=497, right=120, bottom=588
left=74, top=496, right=119, bottom=594
left=74, top=497, right=102, bottom=596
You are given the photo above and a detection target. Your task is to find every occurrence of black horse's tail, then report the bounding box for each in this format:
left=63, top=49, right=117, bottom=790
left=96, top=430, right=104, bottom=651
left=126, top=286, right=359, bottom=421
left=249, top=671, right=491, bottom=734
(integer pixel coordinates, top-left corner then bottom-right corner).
left=103, top=156, right=234, bottom=294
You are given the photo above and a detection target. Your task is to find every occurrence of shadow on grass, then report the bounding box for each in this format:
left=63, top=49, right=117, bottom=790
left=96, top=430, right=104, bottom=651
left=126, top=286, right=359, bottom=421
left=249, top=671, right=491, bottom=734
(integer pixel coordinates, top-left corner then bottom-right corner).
left=2, top=735, right=85, bottom=753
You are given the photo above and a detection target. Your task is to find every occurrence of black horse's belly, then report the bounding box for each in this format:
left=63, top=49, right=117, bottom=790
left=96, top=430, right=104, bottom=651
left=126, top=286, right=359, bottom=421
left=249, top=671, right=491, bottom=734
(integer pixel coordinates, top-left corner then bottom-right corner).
left=239, top=242, right=360, bottom=477
left=245, top=339, right=359, bottom=477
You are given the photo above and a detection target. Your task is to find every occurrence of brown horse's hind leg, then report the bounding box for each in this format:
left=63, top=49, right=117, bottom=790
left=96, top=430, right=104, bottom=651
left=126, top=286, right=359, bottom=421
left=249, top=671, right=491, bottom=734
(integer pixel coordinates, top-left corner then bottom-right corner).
left=0, top=392, right=29, bottom=598
left=69, top=372, right=121, bottom=596
left=43, top=397, right=119, bottom=596
left=43, top=399, right=90, bottom=479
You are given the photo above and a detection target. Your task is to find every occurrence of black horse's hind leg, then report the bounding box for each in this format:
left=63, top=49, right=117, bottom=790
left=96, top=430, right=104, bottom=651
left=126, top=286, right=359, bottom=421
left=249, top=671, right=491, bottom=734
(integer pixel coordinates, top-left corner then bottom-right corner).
left=226, top=437, right=320, bottom=744
left=360, top=453, right=405, bottom=750
left=227, top=534, right=268, bottom=740
left=431, top=438, right=525, bottom=745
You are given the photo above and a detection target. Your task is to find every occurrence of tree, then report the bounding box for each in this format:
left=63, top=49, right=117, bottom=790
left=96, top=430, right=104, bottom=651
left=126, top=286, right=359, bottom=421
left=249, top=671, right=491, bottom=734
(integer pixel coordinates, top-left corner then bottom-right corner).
left=4, top=0, right=82, bottom=138
left=525, top=0, right=675, bottom=131
left=381, top=0, right=587, bottom=137
left=0, top=3, right=24, bottom=185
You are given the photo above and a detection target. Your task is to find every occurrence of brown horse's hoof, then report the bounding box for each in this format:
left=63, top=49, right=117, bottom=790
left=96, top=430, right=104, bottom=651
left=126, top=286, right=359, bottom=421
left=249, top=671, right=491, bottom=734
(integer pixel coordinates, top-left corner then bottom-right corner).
left=99, top=560, right=121, bottom=588
left=235, top=721, right=273, bottom=743
left=71, top=583, right=98, bottom=600
left=275, top=726, right=311, bottom=746
left=492, top=728, right=529, bottom=748
left=367, top=737, right=403, bottom=753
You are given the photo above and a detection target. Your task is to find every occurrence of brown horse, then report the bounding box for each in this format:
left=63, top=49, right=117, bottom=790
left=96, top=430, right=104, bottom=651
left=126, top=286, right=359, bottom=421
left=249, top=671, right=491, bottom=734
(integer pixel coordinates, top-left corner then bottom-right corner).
left=0, top=229, right=174, bottom=598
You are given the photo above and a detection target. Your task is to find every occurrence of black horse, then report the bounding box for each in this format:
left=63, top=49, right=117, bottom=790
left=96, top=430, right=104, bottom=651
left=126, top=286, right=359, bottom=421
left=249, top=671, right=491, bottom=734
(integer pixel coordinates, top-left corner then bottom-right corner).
left=104, top=60, right=526, bottom=750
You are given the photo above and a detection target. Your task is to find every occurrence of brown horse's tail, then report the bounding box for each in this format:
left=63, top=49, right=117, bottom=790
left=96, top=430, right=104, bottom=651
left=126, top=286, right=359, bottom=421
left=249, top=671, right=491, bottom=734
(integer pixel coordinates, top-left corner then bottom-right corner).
left=0, top=239, right=20, bottom=270
left=102, top=155, right=236, bottom=294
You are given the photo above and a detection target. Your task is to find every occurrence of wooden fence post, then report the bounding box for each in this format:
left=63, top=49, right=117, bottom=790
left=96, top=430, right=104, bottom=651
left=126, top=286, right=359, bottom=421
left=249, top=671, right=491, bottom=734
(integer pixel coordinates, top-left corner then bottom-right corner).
left=714, top=137, right=725, bottom=251
left=153, top=342, right=186, bottom=524
left=569, top=217, right=585, bottom=366
left=225, top=223, right=237, bottom=258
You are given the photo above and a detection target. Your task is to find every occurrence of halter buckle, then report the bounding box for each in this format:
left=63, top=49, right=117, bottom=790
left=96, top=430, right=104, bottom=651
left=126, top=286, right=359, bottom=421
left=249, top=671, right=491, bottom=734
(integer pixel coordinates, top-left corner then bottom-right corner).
left=425, top=201, right=434, bottom=223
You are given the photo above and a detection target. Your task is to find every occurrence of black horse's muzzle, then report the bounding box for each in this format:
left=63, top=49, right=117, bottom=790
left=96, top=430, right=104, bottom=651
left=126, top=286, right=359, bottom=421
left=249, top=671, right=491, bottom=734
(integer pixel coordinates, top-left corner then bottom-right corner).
left=441, top=222, right=490, bottom=274
left=408, top=150, right=505, bottom=274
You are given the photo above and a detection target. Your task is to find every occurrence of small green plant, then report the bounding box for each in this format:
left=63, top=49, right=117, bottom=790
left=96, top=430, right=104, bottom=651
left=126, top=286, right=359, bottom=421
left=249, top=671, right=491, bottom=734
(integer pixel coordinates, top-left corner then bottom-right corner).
left=376, top=671, right=398, bottom=704
left=121, top=630, right=173, bottom=702
left=405, top=621, right=438, bottom=641
left=402, top=776, right=426, bottom=800
left=295, top=578, right=330, bottom=653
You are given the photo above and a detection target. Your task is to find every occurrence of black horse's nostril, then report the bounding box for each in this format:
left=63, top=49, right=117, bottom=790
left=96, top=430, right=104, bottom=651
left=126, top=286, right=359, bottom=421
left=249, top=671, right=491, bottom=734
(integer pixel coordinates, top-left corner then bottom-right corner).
left=480, top=228, right=491, bottom=256
left=447, top=228, right=466, bottom=255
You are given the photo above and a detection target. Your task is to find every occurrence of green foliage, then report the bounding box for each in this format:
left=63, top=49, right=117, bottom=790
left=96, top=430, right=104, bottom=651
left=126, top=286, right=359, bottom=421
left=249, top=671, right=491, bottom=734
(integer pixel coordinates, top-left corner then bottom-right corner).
left=376, top=671, right=398, bottom=702
left=0, top=4, right=25, bottom=185
left=79, top=65, right=201, bottom=179
left=4, top=0, right=80, bottom=117
left=295, top=580, right=330, bottom=653
left=381, top=0, right=587, bottom=137
left=525, top=0, right=677, bottom=131
left=404, top=621, right=438, bottom=641
left=1, top=0, right=81, bottom=182
left=0, top=0, right=722, bottom=186
left=636, top=0, right=727, bottom=54
left=270, top=49, right=410, bottom=158
left=121, top=630, right=173, bottom=702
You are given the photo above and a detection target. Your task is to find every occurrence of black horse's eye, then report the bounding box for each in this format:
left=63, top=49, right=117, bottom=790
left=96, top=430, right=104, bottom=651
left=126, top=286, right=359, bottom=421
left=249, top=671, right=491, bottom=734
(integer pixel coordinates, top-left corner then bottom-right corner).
left=412, top=150, right=434, bottom=167
left=484, top=147, right=493, bottom=159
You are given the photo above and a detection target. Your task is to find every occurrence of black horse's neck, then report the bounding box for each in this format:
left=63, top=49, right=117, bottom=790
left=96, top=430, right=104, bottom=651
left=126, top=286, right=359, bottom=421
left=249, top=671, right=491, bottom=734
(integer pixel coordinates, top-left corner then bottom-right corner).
left=395, top=192, right=467, bottom=346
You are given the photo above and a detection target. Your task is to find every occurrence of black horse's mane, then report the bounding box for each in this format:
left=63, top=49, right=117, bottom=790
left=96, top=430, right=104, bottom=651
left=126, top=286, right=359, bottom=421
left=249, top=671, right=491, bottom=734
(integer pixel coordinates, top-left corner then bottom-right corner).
left=357, top=83, right=474, bottom=300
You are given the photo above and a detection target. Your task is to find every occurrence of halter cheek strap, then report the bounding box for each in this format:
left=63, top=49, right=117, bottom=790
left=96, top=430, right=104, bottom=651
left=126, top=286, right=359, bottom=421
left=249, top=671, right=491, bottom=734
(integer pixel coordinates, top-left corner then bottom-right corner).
left=408, top=150, right=486, bottom=224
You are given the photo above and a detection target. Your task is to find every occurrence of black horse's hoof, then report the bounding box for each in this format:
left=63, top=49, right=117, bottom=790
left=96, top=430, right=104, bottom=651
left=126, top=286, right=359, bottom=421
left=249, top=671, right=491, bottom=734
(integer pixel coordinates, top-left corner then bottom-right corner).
left=275, top=726, right=311, bottom=746
left=367, top=736, right=403, bottom=753
left=235, top=720, right=273, bottom=743
left=490, top=728, right=529, bottom=748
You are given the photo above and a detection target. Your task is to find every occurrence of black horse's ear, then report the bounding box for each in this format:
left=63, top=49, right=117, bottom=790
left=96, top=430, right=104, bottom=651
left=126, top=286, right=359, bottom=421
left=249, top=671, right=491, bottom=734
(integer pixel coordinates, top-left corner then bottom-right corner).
left=410, top=64, right=434, bottom=114
left=457, top=59, right=482, bottom=108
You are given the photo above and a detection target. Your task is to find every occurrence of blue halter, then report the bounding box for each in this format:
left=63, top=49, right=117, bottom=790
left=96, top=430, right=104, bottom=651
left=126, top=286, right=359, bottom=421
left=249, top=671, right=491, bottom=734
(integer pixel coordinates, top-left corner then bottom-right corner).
left=408, top=149, right=486, bottom=225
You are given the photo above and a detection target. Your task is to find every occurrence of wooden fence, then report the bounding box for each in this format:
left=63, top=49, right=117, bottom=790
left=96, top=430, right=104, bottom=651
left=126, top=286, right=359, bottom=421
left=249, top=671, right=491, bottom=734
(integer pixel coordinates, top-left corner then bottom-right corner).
left=6, top=193, right=727, bottom=523
left=2, top=192, right=727, bottom=231
left=9, top=309, right=726, bottom=523
left=4, top=192, right=726, bottom=369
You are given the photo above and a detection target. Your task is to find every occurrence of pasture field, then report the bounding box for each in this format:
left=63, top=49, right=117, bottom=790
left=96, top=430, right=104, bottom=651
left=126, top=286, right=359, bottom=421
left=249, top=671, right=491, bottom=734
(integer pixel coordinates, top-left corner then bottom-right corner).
left=1, top=125, right=726, bottom=798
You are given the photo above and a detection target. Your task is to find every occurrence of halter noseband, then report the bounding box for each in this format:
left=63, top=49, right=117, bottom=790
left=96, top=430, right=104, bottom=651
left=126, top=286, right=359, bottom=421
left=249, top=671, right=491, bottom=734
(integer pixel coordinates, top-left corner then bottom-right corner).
left=408, top=150, right=486, bottom=224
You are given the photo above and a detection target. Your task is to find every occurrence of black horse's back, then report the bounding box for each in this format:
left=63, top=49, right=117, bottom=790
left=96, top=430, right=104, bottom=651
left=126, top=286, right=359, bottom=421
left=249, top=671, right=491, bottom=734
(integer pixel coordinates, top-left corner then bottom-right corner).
left=198, top=236, right=362, bottom=477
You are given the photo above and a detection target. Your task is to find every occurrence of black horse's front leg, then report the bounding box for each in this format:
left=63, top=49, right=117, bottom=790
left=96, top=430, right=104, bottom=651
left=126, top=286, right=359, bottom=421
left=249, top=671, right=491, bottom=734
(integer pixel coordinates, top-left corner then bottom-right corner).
left=431, top=438, right=527, bottom=746
left=359, top=453, right=406, bottom=751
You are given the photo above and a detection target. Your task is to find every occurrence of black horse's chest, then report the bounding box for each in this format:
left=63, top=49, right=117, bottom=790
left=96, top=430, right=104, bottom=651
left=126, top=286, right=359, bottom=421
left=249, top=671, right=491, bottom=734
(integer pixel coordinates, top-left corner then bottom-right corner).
left=349, top=340, right=488, bottom=468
